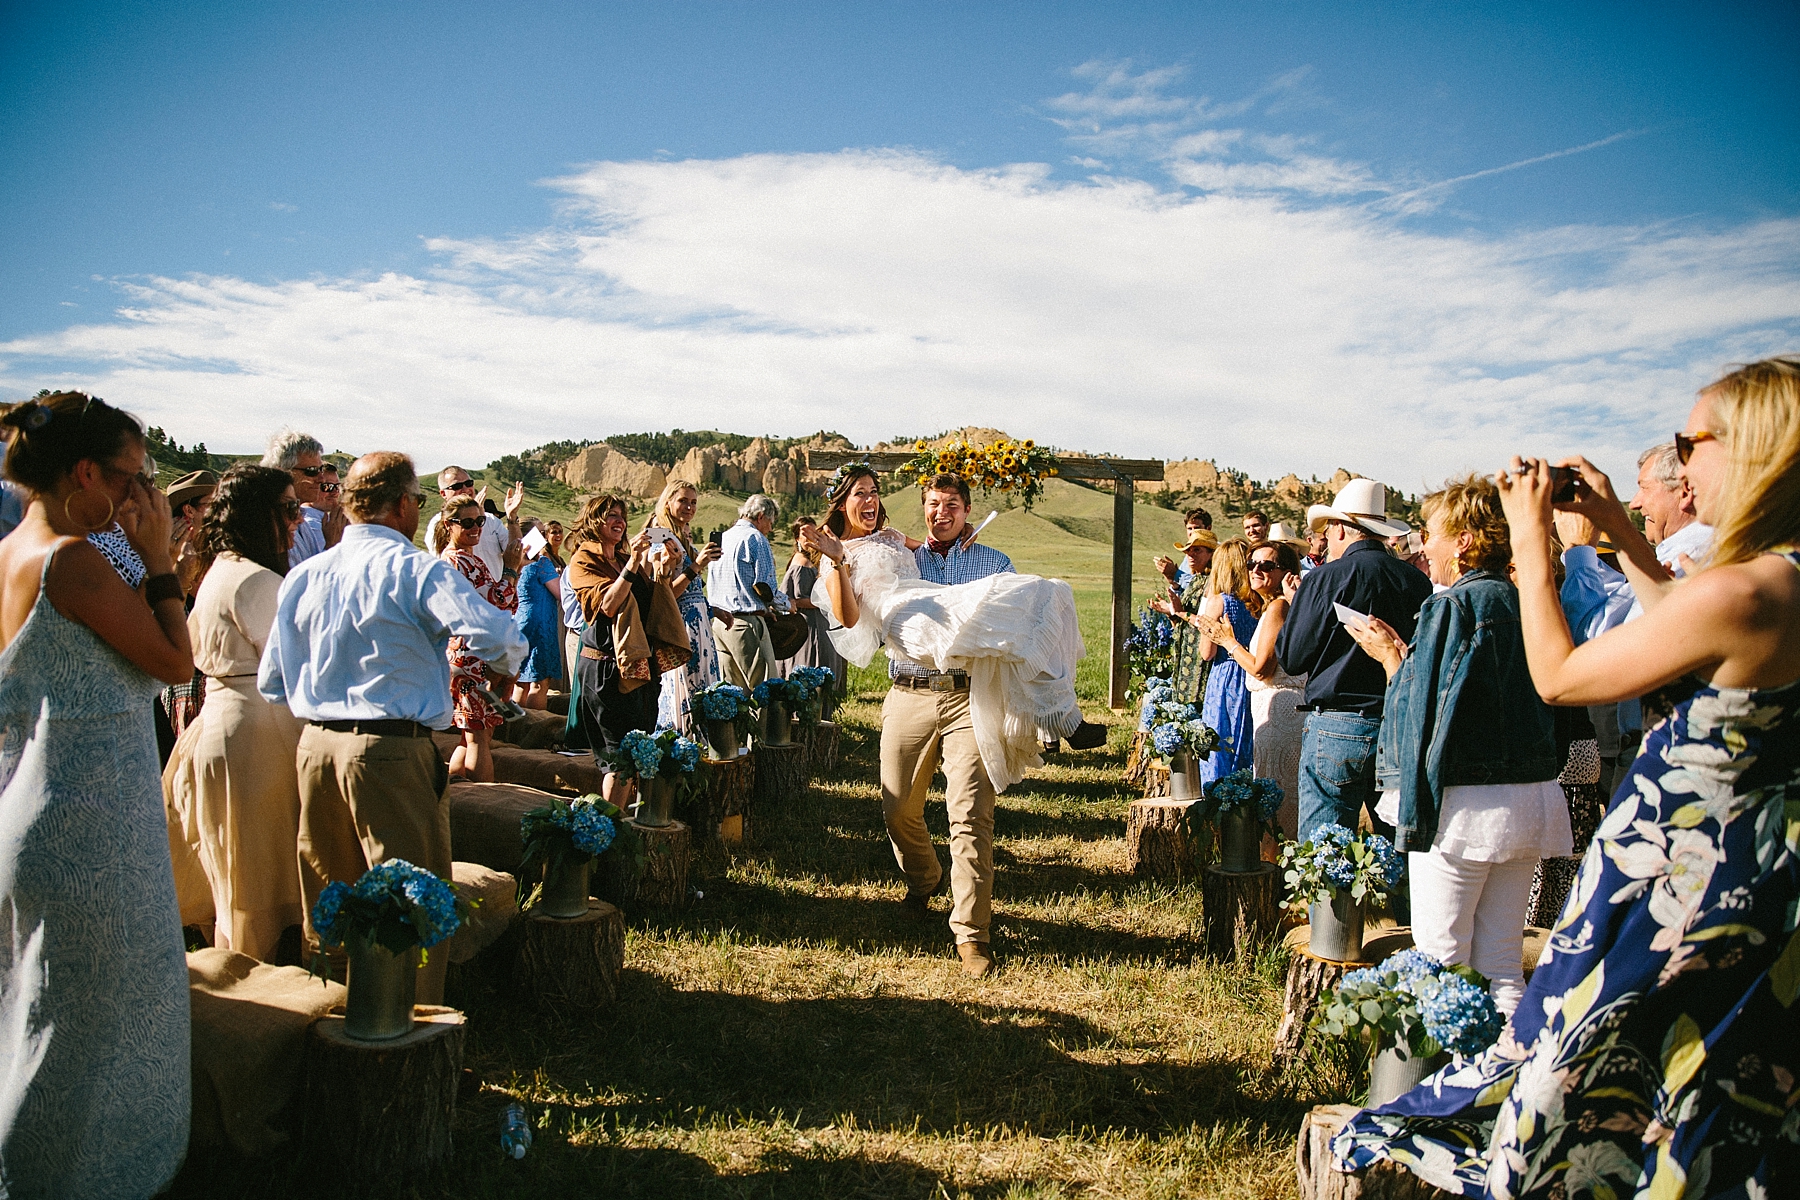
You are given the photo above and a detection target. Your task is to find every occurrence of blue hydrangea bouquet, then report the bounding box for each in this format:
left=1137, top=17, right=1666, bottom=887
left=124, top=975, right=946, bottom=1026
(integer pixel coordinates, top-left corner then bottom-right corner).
left=310, top=858, right=469, bottom=971
left=788, top=665, right=837, bottom=720
left=1315, top=947, right=1506, bottom=1062
left=1124, top=608, right=1175, bottom=701
left=1280, top=823, right=1405, bottom=907
left=1138, top=679, right=1219, bottom=761
left=517, top=793, right=641, bottom=910
left=694, top=681, right=759, bottom=741
left=1184, top=767, right=1284, bottom=867
left=753, top=674, right=825, bottom=728
left=606, top=728, right=707, bottom=801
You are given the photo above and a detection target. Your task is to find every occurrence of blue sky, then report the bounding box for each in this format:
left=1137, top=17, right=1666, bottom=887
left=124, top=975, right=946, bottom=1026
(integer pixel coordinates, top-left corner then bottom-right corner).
left=2, top=1, right=1796, bottom=482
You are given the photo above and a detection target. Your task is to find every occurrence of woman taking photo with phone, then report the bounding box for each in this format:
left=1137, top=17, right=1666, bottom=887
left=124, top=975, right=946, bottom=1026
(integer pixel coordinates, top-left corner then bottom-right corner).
left=1337, top=357, right=1800, bottom=1200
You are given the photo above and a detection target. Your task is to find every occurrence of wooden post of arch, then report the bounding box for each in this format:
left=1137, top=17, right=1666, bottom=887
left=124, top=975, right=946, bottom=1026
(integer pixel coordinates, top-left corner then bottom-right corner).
left=803, top=448, right=1164, bottom=711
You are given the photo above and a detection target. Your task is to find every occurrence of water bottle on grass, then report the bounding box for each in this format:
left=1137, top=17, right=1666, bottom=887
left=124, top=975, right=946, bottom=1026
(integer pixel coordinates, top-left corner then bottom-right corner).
left=500, top=1102, right=532, bottom=1159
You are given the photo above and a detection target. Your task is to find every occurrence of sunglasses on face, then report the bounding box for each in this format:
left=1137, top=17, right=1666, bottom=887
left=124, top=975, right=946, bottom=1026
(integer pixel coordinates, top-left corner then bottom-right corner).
left=280, top=499, right=302, bottom=519
left=1249, top=560, right=1281, bottom=574
left=295, top=465, right=327, bottom=478
left=1674, top=430, right=1717, bottom=464
left=404, top=489, right=425, bottom=504
left=320, top=481, right=341, bottom=494
left=444, top=479, right=475, bottom=493
left=449, top=516, right=483, bottom=530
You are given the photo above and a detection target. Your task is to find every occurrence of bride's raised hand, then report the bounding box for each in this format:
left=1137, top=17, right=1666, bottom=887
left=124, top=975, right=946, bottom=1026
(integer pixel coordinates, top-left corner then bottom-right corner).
left=800, top=523, right=845, bottom=563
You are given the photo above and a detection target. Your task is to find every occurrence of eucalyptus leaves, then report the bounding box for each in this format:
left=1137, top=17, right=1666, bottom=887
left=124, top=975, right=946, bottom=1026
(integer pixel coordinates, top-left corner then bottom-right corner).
left=1315, top=948, right=1505, bottom=1060
left=1281, top=823, right=1405, bottom=907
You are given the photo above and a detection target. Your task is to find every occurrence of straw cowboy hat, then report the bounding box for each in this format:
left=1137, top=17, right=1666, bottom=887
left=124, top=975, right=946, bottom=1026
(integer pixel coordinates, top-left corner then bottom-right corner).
left=1175, top=528, right=1220, bottom=551
left=1267, top=521, right=1298, bottom=543
left=1305, top=478, right=1411, bottom=538
left=164, top=469, right=219, bottom=510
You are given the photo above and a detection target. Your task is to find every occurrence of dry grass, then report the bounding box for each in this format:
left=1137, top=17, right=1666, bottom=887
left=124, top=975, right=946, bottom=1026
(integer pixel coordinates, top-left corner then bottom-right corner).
left=174, top=684, right=1362, bottom=1199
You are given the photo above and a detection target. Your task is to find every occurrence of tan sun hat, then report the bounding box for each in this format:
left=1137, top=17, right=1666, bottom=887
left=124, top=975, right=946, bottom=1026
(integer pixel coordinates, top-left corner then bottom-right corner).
left=1267, top=521, right=1297, bottom=542
left=164, top=469, right=219, bottom=510
left=1175, top=529, right=1220, bottom=551
left=1305, top=478, right=1411, bottom=538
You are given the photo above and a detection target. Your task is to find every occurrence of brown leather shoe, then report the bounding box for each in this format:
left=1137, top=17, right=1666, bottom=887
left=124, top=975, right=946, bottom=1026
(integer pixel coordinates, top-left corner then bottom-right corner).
left=957, top=940, right=993, bottom=979
left=901, top=890, right=932, bottom=919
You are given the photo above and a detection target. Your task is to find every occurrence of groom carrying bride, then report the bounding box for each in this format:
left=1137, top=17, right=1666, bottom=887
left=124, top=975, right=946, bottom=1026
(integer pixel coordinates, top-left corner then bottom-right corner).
left=801, top=467, right=1105, bottom=978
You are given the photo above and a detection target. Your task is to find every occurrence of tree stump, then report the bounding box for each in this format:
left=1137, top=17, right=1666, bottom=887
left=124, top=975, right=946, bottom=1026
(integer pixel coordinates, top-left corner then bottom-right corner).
left=1201, top=863, right=1280, bottom=960
left=1275, top=927, right=1416, bottom=1068
left=753, top=741, right=809, bottom=815
left=800, top=719, right=840, bottom=773
left=690, top=752, right=754, bottom=852
left=1296, top=1104, right=1454, bottom=1200
left=1141, top=762, right=1171, bottom=799
left=518, top=899, right=625, bottom=1008
left=1126, top=798, right=1196, bottom=881
left=594, top=819, right=690, bottom=910
left=300, top=1007, right=467, bottom=1189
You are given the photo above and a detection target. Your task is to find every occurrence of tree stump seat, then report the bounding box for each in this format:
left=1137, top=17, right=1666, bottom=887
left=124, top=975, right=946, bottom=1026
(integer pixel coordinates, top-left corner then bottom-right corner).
left=799, top=719, right=840, bottom=773
left=752, top=741, right=809, bottom=822
left=300, top=1007, right=467, bottom=1189
left=517, top=899, right=626, bottom=1008
left=595, top=818, right=690, bottom=910
left=1200, top=862, right=1280, bottom=960
left=1296, top=1104, right=1454, bottom=1200
left=1125, top=798, right=1195, bottom=881
left=690, top=752, right=754, bottom=852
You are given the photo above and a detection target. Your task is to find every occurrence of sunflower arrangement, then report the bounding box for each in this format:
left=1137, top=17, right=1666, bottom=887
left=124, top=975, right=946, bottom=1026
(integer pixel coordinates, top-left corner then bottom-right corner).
left=902, top=437, right=1061, bottom=510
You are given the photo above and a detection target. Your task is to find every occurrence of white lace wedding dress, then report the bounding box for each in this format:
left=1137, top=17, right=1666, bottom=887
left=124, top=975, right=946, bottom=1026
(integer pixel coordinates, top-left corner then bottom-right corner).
left=814, top=527, right=1086, bottom=791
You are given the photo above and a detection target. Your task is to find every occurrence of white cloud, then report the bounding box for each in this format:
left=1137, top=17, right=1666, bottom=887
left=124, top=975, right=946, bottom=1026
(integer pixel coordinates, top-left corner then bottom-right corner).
left=1, top=77, right=1795, bottom=487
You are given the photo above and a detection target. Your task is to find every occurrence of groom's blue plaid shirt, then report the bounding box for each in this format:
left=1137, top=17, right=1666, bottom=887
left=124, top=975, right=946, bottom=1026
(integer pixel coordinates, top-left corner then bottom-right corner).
left=889, top=539, right=1014, bottom=680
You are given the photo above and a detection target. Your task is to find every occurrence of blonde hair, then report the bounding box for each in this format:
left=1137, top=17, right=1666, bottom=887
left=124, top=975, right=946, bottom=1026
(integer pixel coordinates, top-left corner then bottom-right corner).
left=1702, top=356, right=1800, bottom=568
left=1205, top=537, right=1263, bottom=616
left=1421, top=474, right=1510, bottom=574
left=644, top=478, right=701, bottom=558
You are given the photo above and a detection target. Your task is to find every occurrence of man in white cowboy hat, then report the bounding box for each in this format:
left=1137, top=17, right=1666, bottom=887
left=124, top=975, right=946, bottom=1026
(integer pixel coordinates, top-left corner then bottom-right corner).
left=1276, top=478, right=1434, bottom=844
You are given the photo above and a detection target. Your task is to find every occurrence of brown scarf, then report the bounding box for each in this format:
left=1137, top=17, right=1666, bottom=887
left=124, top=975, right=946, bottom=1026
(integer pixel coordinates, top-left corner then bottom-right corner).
left=566, top=543, right=691, bottom=692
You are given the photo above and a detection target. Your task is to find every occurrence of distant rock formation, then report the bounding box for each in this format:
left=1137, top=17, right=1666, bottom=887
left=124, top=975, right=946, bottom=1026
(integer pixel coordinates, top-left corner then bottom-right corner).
left=553, top=443, right=667, bottom=497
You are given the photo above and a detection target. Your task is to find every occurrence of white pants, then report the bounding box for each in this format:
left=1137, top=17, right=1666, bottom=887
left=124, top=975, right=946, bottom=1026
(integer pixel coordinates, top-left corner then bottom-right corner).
left=1407, top=851, right=1538, bottom=1017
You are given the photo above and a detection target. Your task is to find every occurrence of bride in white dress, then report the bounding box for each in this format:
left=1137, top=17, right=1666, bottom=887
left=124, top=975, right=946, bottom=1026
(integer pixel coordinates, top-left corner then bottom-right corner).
left=799, top=468, right=1094, bottom=791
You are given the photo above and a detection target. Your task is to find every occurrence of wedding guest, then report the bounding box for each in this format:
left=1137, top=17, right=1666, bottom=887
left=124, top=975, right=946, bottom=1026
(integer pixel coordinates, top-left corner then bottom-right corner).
left=0, top=391, right=195, bottom=1196
left=423, top=464, right=522, bottom=580
left=1160, top=528, right=1219, bottom=705
left=511, top=519, right=564, bottom=712
left=1154, top=507, right=1214, bottom=589
left=567, top=493, right=689, bottom=799
left=433, top=496, right=522, bottom=781
left=1630, top=440, right=1713, bottom=564
left=163, top=465, right=306, bottom=961
left=261, top=428, right=339, bottom=567
left=1337, top=355, right=1800, bottom=1200
left=1241, top=510, right=1271, bottom=547
left=1302, top=525, right=1328, bottom=572
left=708, top=493, right=787, bottom=691
left=156, top=469, right=221, bottom=761
left=644, top=479, right=723, bottom=735
left=560, top=549, right=588, bottom=750
left=1178, top=538, right=1260, bottom=784
left=259, top=451, right=525, bottom=1004
left=1197, top=540, right=1306, bottom=837
left=1348, top=475, right=1564, bottom=1016
left=1276, top=479, right=1434, bottom=841
left=777, top=516, right=848, bottom=696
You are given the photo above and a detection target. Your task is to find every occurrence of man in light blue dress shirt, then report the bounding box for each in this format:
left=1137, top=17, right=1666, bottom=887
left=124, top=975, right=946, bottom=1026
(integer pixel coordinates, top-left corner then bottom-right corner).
left=707, top=494, right=789, bottom=690
left=259, top=451, right=526, bottom=1002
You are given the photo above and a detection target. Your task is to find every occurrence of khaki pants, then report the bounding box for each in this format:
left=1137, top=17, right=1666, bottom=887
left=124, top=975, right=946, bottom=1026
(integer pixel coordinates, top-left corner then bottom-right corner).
left=296, top=725, right=451, bottom=1003
left=880, top=686, right=994, bottom=945
left=713, top=615, right=775, bottom=692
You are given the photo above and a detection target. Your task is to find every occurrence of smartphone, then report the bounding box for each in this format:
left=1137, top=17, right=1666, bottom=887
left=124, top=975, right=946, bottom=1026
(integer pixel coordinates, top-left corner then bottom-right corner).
left=1549, top=466, right=1578, bottom=504
left=708, top=528, right=722, bottom=547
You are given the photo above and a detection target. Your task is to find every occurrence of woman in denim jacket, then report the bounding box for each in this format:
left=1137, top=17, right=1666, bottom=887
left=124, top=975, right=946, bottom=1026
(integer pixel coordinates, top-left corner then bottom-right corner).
left=1349, top=475, right=1565, bottom=1015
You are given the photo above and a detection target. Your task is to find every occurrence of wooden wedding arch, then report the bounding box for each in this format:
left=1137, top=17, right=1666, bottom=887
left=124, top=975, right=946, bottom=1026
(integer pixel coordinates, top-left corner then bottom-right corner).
left=802, top=450, right=1165, bottom=710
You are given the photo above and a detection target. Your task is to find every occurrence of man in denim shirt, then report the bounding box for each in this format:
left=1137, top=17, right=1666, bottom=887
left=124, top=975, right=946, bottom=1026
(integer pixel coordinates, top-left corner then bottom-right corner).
left=1276, top=480, right=1433, bottom=842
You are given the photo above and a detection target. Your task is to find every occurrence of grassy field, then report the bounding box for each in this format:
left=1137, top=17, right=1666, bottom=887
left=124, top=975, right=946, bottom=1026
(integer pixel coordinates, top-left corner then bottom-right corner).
left=173, top=691, right=1358, bottom=1199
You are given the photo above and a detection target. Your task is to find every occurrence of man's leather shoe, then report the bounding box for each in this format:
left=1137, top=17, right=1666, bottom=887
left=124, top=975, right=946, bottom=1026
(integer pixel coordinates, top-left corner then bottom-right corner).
left=1066, top=720, right=1108, bottom=750
left=902, top=890, right=932, bottom=919
left=957, top=941, right=993, bottom=979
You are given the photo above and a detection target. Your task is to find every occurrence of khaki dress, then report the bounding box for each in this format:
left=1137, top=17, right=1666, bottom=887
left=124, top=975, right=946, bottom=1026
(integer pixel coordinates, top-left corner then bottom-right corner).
left=164, top=552, right=305, bottom=960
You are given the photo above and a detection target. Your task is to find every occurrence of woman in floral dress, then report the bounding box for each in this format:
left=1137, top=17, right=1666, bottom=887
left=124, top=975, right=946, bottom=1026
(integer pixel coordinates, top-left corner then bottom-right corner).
left=1336, top=356, right=1800, bottom=1199
left=435, top=497, right=520, bottom=781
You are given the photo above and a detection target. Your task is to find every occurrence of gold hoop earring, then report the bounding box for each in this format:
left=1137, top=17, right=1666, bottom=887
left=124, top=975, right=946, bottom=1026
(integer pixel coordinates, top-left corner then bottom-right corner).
left=65, top=489, right=115, bottom=533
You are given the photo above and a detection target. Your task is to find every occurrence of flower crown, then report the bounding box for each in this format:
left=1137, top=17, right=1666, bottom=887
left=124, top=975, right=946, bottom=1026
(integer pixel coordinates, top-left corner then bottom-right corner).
left=826, top=460, right=877, bottom=496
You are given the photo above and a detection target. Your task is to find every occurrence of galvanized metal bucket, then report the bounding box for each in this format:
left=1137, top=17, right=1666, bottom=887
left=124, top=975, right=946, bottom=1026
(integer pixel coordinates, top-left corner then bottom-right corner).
left=704, top=718, right=741, bottom=761
left=1218, top=806, right=1263, bottom=872
left=343, top=939, right=417, bottom=1041
left=1308, top=893, right=1366, bottom=962
left=760, top=698, right=792, bottom=746
left=1368, top=1040, right=1448, bottom=1108
left=541, top=857, right=593, bottom=919
left=635, top=774, right=675, bottom=829
left=1166, top=750, right=1202, bottom=800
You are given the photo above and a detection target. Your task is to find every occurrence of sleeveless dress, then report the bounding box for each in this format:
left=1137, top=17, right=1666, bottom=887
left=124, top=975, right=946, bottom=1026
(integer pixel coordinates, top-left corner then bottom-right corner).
left=0, top=544, right=190, bottom=1196
left=816, top=528, right=1085, bottom=791
left=1334, top=550, right=1800, bottom=1199
left=512, top=554, right=563, bottom=684
left=656, top=551, right=721, bottom=736
left=1247, top=657, right=1306, bottom=838
left=446, top=548, right=518, bottom=731
left=1200, top=594, right=1258, bottom=785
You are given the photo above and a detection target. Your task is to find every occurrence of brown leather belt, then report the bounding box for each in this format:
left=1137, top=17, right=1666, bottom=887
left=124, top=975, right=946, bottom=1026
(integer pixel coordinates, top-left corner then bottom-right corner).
left=309, top=719, right=437, bottom=738
left=892, top=674, right=969, bottom=693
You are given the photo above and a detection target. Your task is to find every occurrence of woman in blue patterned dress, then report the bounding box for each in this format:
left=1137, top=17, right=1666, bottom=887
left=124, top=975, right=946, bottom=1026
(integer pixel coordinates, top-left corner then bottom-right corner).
left=1158, top=537, right=1259, bottom=783
left=644, top=480, right=722, bottom=736
left=1336, top=356, right=1800, bottom=1199
left=0, top=393, right=198, bottom=1197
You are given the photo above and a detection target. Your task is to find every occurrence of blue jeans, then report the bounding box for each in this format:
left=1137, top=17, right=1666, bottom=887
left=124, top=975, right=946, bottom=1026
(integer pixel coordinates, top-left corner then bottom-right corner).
left=1297, top=710, right=1390, bottom=842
